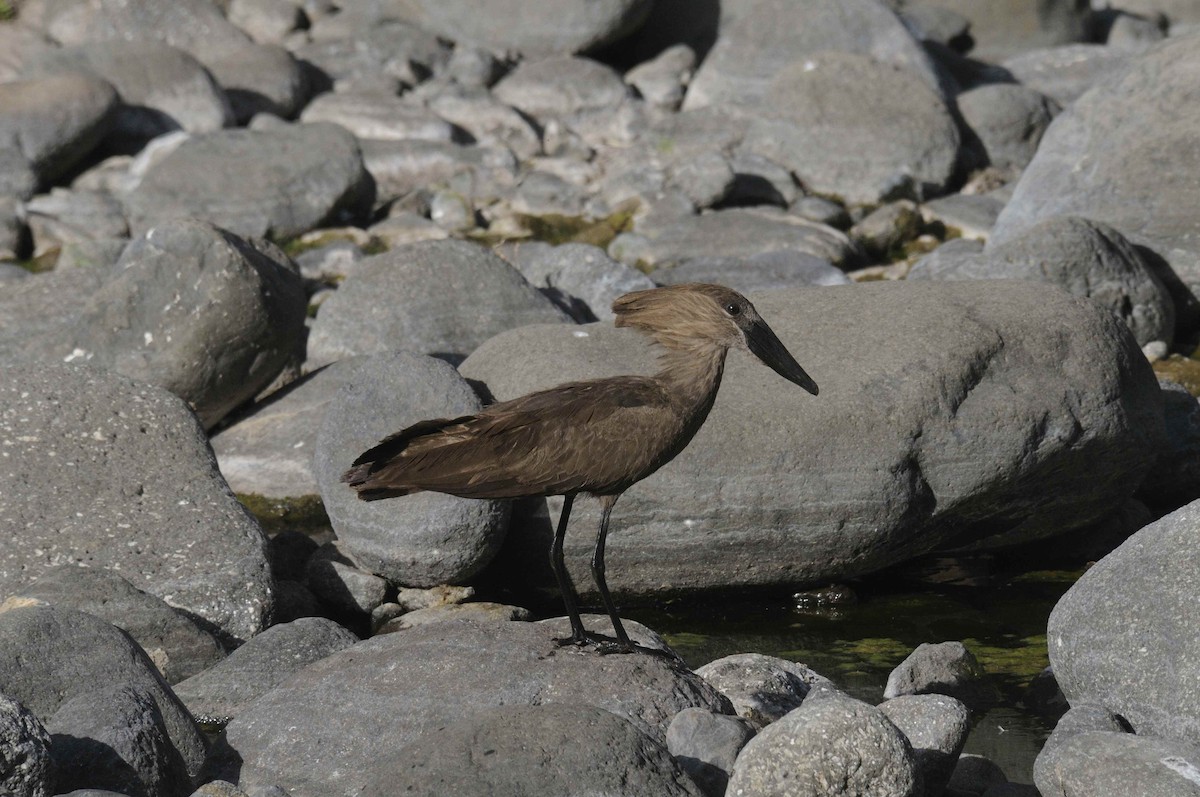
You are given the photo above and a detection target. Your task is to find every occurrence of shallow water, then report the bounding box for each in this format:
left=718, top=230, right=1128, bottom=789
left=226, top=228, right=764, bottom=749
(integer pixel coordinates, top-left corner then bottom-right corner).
left=624, top=564, right=1080, bottom=784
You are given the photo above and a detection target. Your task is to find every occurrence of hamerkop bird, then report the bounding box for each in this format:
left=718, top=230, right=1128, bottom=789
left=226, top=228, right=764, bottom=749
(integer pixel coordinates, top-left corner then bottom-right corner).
left=343, top=283, right=818, bottom=653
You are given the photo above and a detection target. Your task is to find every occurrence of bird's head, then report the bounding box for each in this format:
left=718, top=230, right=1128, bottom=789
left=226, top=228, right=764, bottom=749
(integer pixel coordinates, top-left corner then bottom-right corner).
left=612, top=283, right=818, bottom=395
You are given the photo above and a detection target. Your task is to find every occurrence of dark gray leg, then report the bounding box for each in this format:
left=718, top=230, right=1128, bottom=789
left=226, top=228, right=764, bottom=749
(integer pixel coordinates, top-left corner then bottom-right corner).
left=550, top=493, right=587, bottom=645
left=592, top=494, right=633, bottom=653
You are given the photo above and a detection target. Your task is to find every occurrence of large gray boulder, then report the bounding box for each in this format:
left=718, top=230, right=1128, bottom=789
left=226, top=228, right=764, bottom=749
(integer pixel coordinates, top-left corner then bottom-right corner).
left=460, top=281, right=1163, bottom=598
left=1048, top=498, right=1200, bottom=746
left=740, top=51, right=962, bottom=203
left=1035, top=729, right=1200, bottom=797
left=991, top=33, right=1200, bottom=301
left=124, top=123, right=373, bottom=240
left=0, top=363, right=274, bottom=643
left=684, top=0, right=946, bottom=111
left=55, top=219, right=307, bottom=429
left=360, top=704, right=704, bottom=796
left=313, top=353, right=510, bottom=586
left=306, top=238, right=570, bottom=368
left=218, top=619, right=732, bottom=796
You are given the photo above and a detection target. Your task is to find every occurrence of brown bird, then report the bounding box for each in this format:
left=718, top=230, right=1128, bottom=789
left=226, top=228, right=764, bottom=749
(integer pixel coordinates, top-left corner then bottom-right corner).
left=343, top=283, right=818, bottom=653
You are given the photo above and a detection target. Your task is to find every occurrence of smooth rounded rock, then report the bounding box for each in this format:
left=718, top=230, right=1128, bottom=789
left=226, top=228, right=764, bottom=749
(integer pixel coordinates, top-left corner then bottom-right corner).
left=666, top=707, right=756, bottom=797
left=493, top=56, right=630, bottom=121
left=884, top=642, right=996, bottom=710
left=956, top=83, right=1059, bottom=174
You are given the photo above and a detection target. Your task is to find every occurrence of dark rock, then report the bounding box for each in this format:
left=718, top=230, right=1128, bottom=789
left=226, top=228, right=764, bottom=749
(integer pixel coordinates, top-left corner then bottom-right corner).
left=948, top=753, right=1009, bottom=794
left=880, top=694, right=972, bottom=796
left=312, top=353, right=510, bottom=586
left=0, top=694, right=53, bottom=797
left=884, top=642, right=997, bottom=711
left=0, top=363, right=274, bottom=643
left=171, top=618, right=357, bottom=720
left=218, top=619, right=731, bottom=795
left=266, top=531, right=320, bottom=584
left=360, top=704, right=703, bottom=796
left=306, top=239, right=569, bottom=368
left=11, top=568, right=224, bottom=685
left=1141, top=380, right=1200, bottom=506
left=1048, top=498, right=1200, bottom=745
left=124, top=123, right=373, bottom=240
left=304, top=543, right=388, bottom=616
left=666, top=707, right=755, bottom=797
left=0, top=605, right=206, bottom=788
left=695, top=653, right=833, bottom=728
left=728, top=690, right=921, bottom=796
left=956, top=84, right=1059, bottom=174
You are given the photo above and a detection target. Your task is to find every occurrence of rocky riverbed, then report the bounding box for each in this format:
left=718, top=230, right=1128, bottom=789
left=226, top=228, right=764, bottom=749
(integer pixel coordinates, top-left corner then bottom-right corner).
left=2, top=0, right=1200, bottom=795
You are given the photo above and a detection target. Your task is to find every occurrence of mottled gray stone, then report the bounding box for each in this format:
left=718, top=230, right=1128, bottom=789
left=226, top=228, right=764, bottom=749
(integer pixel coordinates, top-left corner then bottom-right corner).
left=0, top=694, right=52, bottom=797
left=312, top=353, right=510, bottom=586
left=172, top=618, right=358, bottom=720
left=228, top=0, right=305, bottom=44
left=880, top=694, right=972, bottom=795
left=885, top=642, right=996, bottom=710
left=0, top=363, right=274, bottom=643
left=696, top=653, right=833, bottom=728
left=666, top=707, right=755, bottom=797
left=218, top=620, right=731, bottom=796
left=1036, top=729, right=1200, bottom=797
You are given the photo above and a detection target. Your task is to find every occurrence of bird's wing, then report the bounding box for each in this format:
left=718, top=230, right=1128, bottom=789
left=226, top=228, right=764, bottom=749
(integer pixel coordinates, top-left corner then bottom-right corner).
left=344, top=377, right=675, bottom=500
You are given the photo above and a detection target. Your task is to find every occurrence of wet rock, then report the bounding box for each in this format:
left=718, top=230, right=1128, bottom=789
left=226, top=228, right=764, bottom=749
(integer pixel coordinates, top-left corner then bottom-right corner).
left=493, top=55, right=630, bottom=122
left=695, top=653, right=833, bottom=728
left=0, top=363, right=274, bottom=643
left=684, top=0, right=945, bottom=111
left=879, top=694, right=972, bottom=796
left=55, top=219, right=307, bottom=428
left=727, top=690, right=921, bottom=796
left=1001, top=44, right=1134, bottom=107
left=884, top=642, right=996, bottom=710
left=0, top=73, right=118, bottom=187
left=124, top=123, right=373, bottom=240
left=1036, top=728, right=1200, bottom=797
left=299, top=91, right=457, bottom=142
left=304, top=542, right=389, bottom=616
left=361, top=704, right=703, bottom=796
left=654, top=250, right=850, bottom=292
left=666, top=707, right=755, bottom=797
left=0, top=694, right=53, bottom=797
left=48, top=685, right=191, bottom=797
left=312, top=352, right=510, bottom=586
left=11, top=568, right=224, bottom=685
left=992, top=33, right=1200, bottom=301
left=21, top=42, right=232, bottom=148
left=0, top=605, right=206, bottom=788
left=172, top=618, right=358, bottom=720
left=306, top=239, right=568, bottom=368
left=212, top=360, right=361, bottom=499
left=956, top=84, right=1059, bottom=174
left=218, top=619, right=731, bottom=795
left=1140, top=380, right=1200, bottom=506
left=1048, top=498, right=1200, bottom=745
left=461, top=281, right=1163, bottom=597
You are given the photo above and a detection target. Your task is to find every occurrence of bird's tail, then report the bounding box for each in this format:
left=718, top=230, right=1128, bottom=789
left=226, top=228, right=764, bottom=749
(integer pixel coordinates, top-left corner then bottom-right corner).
left=341, top=415, right=471, bottom=501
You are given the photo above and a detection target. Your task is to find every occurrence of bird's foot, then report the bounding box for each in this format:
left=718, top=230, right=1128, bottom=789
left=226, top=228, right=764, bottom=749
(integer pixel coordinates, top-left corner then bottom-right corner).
left=552, top=630, right=633, bottom=653
left=593, top=639, right=635, bottom=655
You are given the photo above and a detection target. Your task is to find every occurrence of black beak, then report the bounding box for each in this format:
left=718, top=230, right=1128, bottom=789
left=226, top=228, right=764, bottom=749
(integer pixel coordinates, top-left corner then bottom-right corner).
left=745, top=320, right=819, bottom=395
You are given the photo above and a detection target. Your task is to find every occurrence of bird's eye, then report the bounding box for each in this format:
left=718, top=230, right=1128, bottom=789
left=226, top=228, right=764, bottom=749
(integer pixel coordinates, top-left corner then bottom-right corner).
left=725, top=303, right=741, bottom=316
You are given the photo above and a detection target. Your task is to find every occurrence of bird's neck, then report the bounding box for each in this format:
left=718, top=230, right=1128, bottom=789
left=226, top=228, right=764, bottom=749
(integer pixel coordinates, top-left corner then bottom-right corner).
left=654, top=343, right=728, bottom=415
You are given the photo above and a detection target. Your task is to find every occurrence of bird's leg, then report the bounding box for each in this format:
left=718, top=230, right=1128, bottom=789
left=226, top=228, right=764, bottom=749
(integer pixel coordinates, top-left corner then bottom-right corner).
left=591, top=494, right=634, bottom=654
left=550, top=493, right=589, bottom=646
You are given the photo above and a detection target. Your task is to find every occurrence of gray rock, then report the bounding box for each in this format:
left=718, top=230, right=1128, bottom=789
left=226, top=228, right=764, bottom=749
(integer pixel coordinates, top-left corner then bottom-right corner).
left=1048, top=498, right=1200, bottom=745
left=56, top=219, right=307, bottom=428
left=654, top=250, right=851, bottom=292
left=171, top=617, right=358, bottom=720
left=191, top=781, right=252, bottom=797
left=727, top=151, right=801, bottom=207
left=0, top=694, right=52, bottom=797
left=1105, top=10, right=1169, bottom=50
left=1002, top=44, right=1134, bottom=107
left=493, top=55, right=630, bottom=121
left=502, top=170, right=590, bottom=217
left=919, top=194, right=1006, bottom=241
left=884, top=642, right=996, bottom=710
left=10, top=568, right=224, bottom=685
left=906, top=236, right=991, bottom=280
left=792, top=195, right=851, bottom=228
left=0, top=605, right=206, bottom=787
left=0, top=363, right=274, bottom=643
left=0, top=198, right=27, bottom=262
left=360, top=704, right=703, bottom=796
left=424, top=85, right=542, bottom=159
left=21, top=42, right=232, bottom=148
left=918, top=0, right=1091, bottom=61
left=981, top=784, right=1041, bottom=797
left=293, top=19, right=450, bottom=93
left=992, top=34, right=1200, bottom=301
left=0, top=24, right=57, bottom=82
left=185, top=43, right=308, bottom=124
left=0, top=266, right=106, bottom=362
left=666, top=707, right=755, bottom=797
left=508, top=242, right=656, bottom=322
left=1035, top=729, right=1200, bottom=797
left=266, top=531, right=320, bottom=584
left=948, top=753, right=1009, bottom=794
left=728, top=690, right=921, bottom=796
left=304, top=542, right=389, bottom=615
left=460, top=281, right=1163, bottom=596
left=377, top=602, right=532, bottom=633
left=850, top=200, right=924, bottom=258
left=1141, top=380, right=1200, bottom=506
left=48, top=685, right=190, bottom=797
left=897, top=3, right=972, bottom=47
left=956, top=84, right=1059, bottom=173
left=218, top=619, right=732, bottom=795
left=626, top=43, right=695, bottom=111
left=0, top=148, right=38, bottom=202
left=53, top=238, right=130, bottom=272
left=23, top=189, right=128, bottom=258
left=695, top=653, right=833, bottom=728
left=684, top=0, right=946, bottom=111
left=628, top=206, right=858, bottom=269
left=0, top=73, right=118, bottom=186
left=880, top=694, right=972, bottom=796
left=359, top=139, right=517, bottom=205
left=306, top=238, right=569, bottom=368
left=299, top=91, right=457, bottom=142
left=228, top=0, right=305, bottom=44
left=124, top=123, right=373, bottom=240
left=211, top=359, right=362, bottom=498
left=741, top=50, right=961, bottom=204
left=536, top=613, right=677, bottom=655
left=312, top=352, right=510, bottom=586
left=379, top=0, right=653, bottom=56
